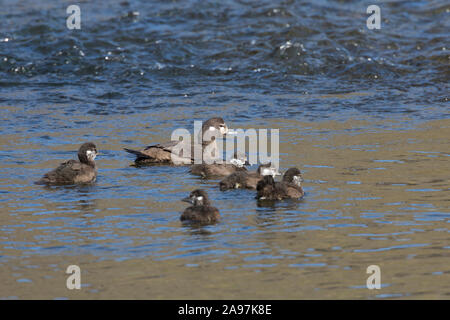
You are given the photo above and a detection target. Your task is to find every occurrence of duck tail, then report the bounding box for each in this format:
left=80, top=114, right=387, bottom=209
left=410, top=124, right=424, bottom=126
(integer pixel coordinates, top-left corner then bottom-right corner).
left=124, top=148, right=157, bottom=165
left=124, top=148, right=154, bottom=160
left=34, top=177, right=49, bottom=185
left=124, top=148, right=144, bottom=156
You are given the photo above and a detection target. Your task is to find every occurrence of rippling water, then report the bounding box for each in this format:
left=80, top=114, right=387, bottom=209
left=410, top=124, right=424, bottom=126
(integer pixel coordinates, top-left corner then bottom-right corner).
left=0, top=0, right=449, bottom=299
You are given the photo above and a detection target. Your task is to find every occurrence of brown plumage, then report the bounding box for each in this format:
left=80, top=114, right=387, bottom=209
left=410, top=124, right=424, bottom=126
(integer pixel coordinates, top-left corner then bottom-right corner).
left=180, top=189, right=220, bottom=224
left=190, top=152, right=248, bottom=178
left=256, top=167, right=304, bottom=200
left=219, top=163, right=278, bottom=191
left=191, top=163, right=247, bottom=178
left=282, top=167, right=305, bottom=198
left=35, top=142, right=98, bottom=185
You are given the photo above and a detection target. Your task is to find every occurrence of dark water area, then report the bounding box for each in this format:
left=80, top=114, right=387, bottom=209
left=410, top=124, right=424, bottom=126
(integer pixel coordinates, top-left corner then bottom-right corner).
left=1, top=0, right=449, bottom=121
left=0, top=0, right=449, bottom=299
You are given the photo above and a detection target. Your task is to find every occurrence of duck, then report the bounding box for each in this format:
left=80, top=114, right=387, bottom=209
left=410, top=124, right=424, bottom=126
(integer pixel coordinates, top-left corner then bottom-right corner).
left=256, top=167, right=304, bottom=200
left=124, top=117, right=230, bottom=166
left=190, top=152, right=248, bottom=178
left=180, top=189, right=220, bottom=224
left=35, top=142, right=99, bottom=185
left=219, top=162, right=279, bottom=191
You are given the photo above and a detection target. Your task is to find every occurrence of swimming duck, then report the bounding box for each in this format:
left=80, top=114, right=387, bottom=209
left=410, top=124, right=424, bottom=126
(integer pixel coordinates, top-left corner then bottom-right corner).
left=124, top=117, right=229, bottom=166
left=219, top=162, right=279, bottom=191
left=190, top=152, right=248, bottom=178
left=35, top=142, right=98, bottom=185
left=256, top=167, right=304, bottom=200
left=181, top=189, right=220, bottom=224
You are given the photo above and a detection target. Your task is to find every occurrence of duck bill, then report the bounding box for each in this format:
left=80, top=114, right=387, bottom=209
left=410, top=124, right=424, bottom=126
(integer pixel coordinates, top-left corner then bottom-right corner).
left=182, top=197, right=193, bottom=204
left=225, top=128, right=237, bottom=135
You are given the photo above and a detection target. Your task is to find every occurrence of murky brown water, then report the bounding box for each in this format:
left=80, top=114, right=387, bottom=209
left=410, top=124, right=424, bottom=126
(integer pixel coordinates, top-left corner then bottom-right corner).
left=1, top=114, right=449, bottom=299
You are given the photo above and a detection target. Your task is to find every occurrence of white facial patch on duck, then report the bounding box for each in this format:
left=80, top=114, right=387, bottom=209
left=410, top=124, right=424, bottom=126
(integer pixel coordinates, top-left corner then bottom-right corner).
left=194, top=195, right=204, bottom=205
left=86, top=150, right=97, bottom=161
left=293, top=175, right=303, bottom=186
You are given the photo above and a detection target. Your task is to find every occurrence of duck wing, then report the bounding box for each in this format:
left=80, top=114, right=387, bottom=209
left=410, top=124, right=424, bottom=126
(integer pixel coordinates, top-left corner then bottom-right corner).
left=37, top=160, right=83, bottom=185
left=285, top=183, right=304, bottom=198
left=125, top=140, right=197, bottom=163
left=123, top=141, right=181, bottom=157
left=147, top=140, right=202, bottom=160
left=144, top=140, right=181, bottom=152
left=181, top=206, right=220, bottom=223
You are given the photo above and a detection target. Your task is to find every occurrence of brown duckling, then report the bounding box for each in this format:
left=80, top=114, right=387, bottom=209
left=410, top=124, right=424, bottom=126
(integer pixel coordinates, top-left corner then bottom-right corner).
left=190, top=152, right=248, bottom=178
left=35, top=142, right=98, bottom=185
left=256, top=167, right=304, bottom=200
left=181, top=189, right=220, bottom=224
left=219, top=162, right=279, bottom=191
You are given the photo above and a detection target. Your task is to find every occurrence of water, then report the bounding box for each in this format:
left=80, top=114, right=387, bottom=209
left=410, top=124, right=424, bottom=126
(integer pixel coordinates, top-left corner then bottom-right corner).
left=0, top=0, right=449, bottom=299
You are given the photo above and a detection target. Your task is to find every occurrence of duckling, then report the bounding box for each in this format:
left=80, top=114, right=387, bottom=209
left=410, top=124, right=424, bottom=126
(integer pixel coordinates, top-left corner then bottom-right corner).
left=124, top=117, right=230, bottom=166
left=181, top=189, right=220, bottom=224
left=256, top=175, right=286, bottom=200
left=256, top=167, right=304, bottom=200
left=219, top=162, right=279, bottom=191
left=190, top=152, right=248, bottom=178
left=35, top=142, right=98, bottom=185
left=282, top=167, right=304, bottom=198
